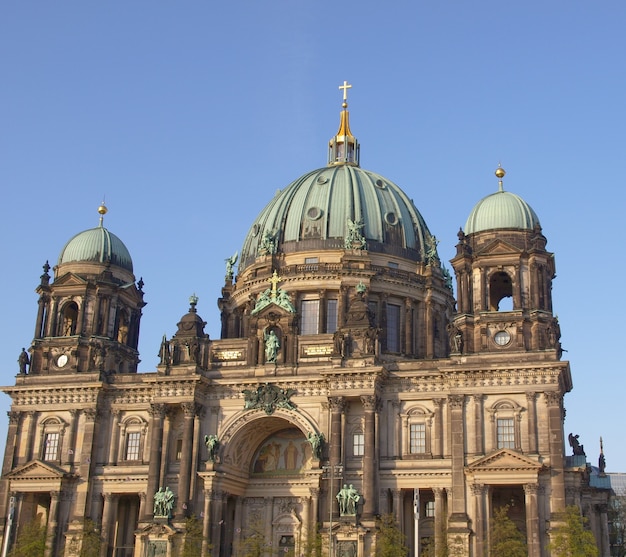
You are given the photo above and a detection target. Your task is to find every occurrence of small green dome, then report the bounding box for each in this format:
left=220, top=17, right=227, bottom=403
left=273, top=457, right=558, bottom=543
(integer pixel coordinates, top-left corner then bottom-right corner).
left=239, top=165, right=434, bottom=270
left=58, top=225, right=133, bottom=272
left=464, top=189, right=540, bottom=235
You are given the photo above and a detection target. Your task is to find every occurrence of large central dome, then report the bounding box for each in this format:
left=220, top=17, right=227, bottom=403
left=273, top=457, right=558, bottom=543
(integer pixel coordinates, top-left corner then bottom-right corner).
left=239, top=94, right=434, bottom=271
left=239, top=165, right=433, bottom=270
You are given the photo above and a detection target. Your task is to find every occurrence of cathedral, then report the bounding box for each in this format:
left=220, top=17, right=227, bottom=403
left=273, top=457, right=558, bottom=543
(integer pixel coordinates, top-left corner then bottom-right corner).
left=0, top=85, right=610, bottom=557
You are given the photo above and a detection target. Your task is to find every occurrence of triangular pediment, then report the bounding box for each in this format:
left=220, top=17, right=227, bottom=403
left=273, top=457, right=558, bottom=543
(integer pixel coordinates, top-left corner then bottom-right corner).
left=6, top=459, right=68, bottom=481
left=476, top=239, right=522, bottom=257
left=53, top=272, right=88, bottom=287
left=467, top=449, right=543, bottom=473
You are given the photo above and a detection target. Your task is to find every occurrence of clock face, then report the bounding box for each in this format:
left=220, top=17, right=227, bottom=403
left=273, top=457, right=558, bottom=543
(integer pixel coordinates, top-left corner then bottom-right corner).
left=57, top=354, right=68, bottom=368
left=494, top=330, right=511, bottom=346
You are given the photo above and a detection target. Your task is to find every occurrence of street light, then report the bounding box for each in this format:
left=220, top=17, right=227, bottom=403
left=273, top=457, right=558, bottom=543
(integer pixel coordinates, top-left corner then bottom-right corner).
left=322, top=463, right=343, bottom=557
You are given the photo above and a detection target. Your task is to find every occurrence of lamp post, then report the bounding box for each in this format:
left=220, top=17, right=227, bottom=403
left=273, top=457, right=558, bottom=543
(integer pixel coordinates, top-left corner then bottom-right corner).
left=322, top=463, right=343, bottom=557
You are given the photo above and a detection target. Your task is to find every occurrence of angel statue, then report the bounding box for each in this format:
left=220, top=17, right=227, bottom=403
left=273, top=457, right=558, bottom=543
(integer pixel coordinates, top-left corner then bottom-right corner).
left=225, top=251, right=238, bottom=281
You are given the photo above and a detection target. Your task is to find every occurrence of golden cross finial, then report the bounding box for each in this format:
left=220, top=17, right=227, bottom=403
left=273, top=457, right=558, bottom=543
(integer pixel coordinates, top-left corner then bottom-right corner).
left=269, top=270, right=282, bottom=300
left=339, top=80, right=352, bottom=102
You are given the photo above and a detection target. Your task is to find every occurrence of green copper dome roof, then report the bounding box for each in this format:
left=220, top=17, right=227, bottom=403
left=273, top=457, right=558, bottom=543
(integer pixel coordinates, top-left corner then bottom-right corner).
left=239, top=164, right=434, bottom=270
left=58, top=225, right=133, bottom=272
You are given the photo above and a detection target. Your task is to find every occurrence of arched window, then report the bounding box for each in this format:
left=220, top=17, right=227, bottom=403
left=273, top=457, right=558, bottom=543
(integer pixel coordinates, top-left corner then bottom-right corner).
left=402, top=406, right=433, bottom=457
left=487, top=400, right=523, bottom=452
left=489, top=271, right=513, bottom=311
left=39, top=417, right=66, bottom=462
left=119, top=417, right=147, bottom=462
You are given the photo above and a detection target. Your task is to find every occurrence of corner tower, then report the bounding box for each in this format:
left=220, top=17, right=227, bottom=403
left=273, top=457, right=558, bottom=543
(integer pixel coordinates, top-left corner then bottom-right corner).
left=450, top=166, right=561, bottom=355
left=29, top=204, right=145, bottom=375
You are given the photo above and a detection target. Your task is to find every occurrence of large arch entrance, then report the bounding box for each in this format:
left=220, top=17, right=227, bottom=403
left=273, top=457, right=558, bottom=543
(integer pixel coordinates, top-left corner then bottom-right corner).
left=202, top=410, right=323, bottom=557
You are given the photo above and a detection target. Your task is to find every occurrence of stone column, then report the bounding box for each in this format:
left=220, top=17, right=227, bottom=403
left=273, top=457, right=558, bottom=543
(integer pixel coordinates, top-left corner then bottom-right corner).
left=263, top=497, right=273, bottom=549
left=177, top=402, right=197, bottom=516
left=544, top=392, right=565, bottom=513
left=361, top=395, right=378, bottom=517
left=404, top=298, right=413, bottom=355
left=310, top=488, right=320, bottom=525
left=471, top=484, right=487, bottom=557
left=145, top=403, right=166, bottom=519
left=433, top=399, right=444, bottom=458
left=138, top=492, right=146, bottom=522
left=447, top=395, right=468, bottom=518
left=2, top=412, right=21, bottom=474
left=44, top=491, right=61, bottom=557
left=21, top=410, right=37, bottom=464
left=190, top=408, right=203, bottom=502
left=35, top=297, right=47, bottom=339
left=473, top=395, right=483, bottom=455
left=302, top=495, right=311, bottom=546
left=392, top=489, right=403, bottom=530
left=524, top=483, right=540, bottom=557
left=392, top=401, right=401, bottom=458
left=73, top=409, right=97, bottom=521
left=45, top=297, right=58, bottom=337
left=210, top=491, right=225, bottom=557
left=107, top=409, right=121, bottom=465
left=202, top=490, right=213, bottom=556
left=526, top=392, right=538, bottom=454
left=433, top=488, right=446, bottom=557
left=232, top=496, right=244, bottom=553
left=100, top=493, right=115, bottom=557
left=328, top=397, right=345, bottom=465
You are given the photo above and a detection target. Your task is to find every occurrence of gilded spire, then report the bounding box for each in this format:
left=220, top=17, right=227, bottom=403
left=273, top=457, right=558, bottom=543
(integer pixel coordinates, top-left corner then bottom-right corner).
left=328, top=81, right=360, bottom=167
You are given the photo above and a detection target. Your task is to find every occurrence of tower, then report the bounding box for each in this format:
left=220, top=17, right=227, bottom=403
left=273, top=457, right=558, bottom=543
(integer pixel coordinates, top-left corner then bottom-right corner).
left=29, top=204, right=145, bottom=375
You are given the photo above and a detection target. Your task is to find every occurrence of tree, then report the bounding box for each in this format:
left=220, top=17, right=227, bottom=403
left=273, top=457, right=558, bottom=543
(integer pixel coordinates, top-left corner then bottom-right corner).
left=489, top=505, right=527, bottom=557
left=549, top=505, right=599, bottom=557
left=79, top=519, right=103, bottom=557
left=236, top=515, right=268, bottom=557
left=375, top=514, right=409, bottom=557
left=181, top=515, right=207, bottom=557
left=8, top=519, right=46, bottom=557
left=301, top=524, right=325, bottom=557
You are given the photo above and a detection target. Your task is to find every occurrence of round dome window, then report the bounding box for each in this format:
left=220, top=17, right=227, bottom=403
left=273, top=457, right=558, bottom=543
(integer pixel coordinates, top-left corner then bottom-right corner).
left=384, top=212, right=398, bottom=225
left=307, top=207, right=323, bottom=221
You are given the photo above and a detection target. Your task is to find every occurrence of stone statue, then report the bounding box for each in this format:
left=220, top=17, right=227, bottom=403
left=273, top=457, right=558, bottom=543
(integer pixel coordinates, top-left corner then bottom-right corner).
left=276, top=289, right=296, bottom=313
left=225, top=251, right=238, bottom=281
left=204, top=434, right=219, bottom=461
left=154, top=486, right=175, bottom=518
left=441, top=266, right=453, bottom=290
left=259, top=230, right=278, bottom=255
left=158, top=335, right=171, bottom=366
left=265, top=330, right=280, bottom=363
left=344, top=218, right=366, bottom=249
left=251, top=289, right=272, bottom=315
left=18, top=348, right=29, bottom=374
left=424, top=234, right=440, bottom=264
left=568, top=433, right=585, bottom=456
left=307, top=432, right=325, bottom=460
left=336, top=484, right=360, bottom=516
left=447, top=324, right=463, bottom=354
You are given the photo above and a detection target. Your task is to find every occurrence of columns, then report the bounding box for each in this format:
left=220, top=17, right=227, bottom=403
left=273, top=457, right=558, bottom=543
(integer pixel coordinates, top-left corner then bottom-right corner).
left=65, top=409, right=79, bottom=466
left=361, top=395, right=379, bottom=517
left=44, top=491, right=61, bottom=557
left=447, top=395, right=467, bottom=516
left=310, top=488, right=320, bottom=526
left=472, top=395, right=484, bottom=455
left=544, top=391, right=566, bottom=513
left=471, top=484, right=487, bottom=557
left=211, top=491, right=225, bottom=557
left=177, top=402, right=198, bottom=516
left=392, top=401, right=401, bottom=458
left=73, top=408, right=97, bottom=521
left=404, top=298, right=413, bottom=355
left=2, top=412, right=21, bottom=474
left=524, top=483, right=540, bottom=557
left=145, top=403, right=166, bottom=519
left=107, top=410, right=121, bottom=465
left=432, top=399, right=444, bottom=458
left=202, top=490, right=212, bottom=556
left=526, top=392, right=538, bottom=454
left=232, top=496, right=244, bottom=554
left=433, top=488, right=446, bottom=557
left=100, top=493, right=115, bottom=557
left=392, top=489, right=403, bottom=529
left=328, top=397, right=345, bottom=466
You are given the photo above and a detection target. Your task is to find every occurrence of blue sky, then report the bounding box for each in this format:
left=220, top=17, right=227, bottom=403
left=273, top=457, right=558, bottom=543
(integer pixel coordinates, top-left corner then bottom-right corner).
left=1, top=2, right=625, bottom=469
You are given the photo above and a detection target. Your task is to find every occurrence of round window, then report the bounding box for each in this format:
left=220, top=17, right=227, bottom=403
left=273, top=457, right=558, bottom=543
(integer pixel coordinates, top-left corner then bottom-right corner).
left=494, top=330, right=511, bottom=346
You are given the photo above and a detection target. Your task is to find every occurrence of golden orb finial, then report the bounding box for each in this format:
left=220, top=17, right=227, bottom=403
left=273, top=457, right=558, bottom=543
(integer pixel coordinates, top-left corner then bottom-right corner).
left=495, top=165, right=506, bottom=179
left=98, top=203, right=108, bottom=216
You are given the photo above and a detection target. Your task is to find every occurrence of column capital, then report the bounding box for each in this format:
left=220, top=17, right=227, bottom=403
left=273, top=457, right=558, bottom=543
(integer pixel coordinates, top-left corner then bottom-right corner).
left=360, top=395, right=380, bottom=412
left=328, top=396, right=347, bottom=413
left=181, top=401, right=200, bottom=417
left=448, top=394, right=464, bottom=409
left=149, top=403, right=167, bottom=419
left=433, top=398, right=445, bottom=409
left=470, top=483, right=486, bottom=496
left=7, top=411, right=21, bottom=424
left=543, top=391, right=562, bottom=407
left=309, top=488, right=320, bottom=498
left=83, top=408, right=97, bottom=422
left=525, top=392, right=537, bottom=402
left=523, top=483, right=539, bottom=495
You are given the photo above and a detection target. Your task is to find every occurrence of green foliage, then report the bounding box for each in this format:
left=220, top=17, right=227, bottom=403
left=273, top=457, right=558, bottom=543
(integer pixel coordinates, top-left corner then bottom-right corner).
left=489, top=506, right=527, bottom=557
left=181, top=515, right=207, bottom=557
left=8, top=519, right=46, bottom=557
left=375, top=514, right=409, bottom=557
left=79, top=519, right=103, bottom=557
left=549, top=505, right=599, bottom=557
left=302, top=524, right=325, bottom=557
left=236, top=516, right=268, bottom=557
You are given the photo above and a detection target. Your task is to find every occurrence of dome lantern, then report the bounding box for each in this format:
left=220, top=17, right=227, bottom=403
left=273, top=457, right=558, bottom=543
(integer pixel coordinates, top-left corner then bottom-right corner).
left=328, top=81, right=360, bottom=167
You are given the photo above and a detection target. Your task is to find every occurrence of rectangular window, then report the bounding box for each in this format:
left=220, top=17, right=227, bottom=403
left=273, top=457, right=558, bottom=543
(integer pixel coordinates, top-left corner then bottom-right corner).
left=326, top=299, right=338, bottom=334
left=387, top=303, right=401, bottom=353
left=353, top=433, right=364, bottom=457
left=300, top=300, right=320, bottom=335
left=304, top=257, right=318, bottom=264
left=497, top=418, right=515, bottom=449
left=125, top=432, right=141, bottom=461
left=388, top=262, right=399, bottom=269
left=409, top=424, right=426, bottom=454
left=43, top=433, right=59, bottom=461
left=425, top=501, right=435, bottom=518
